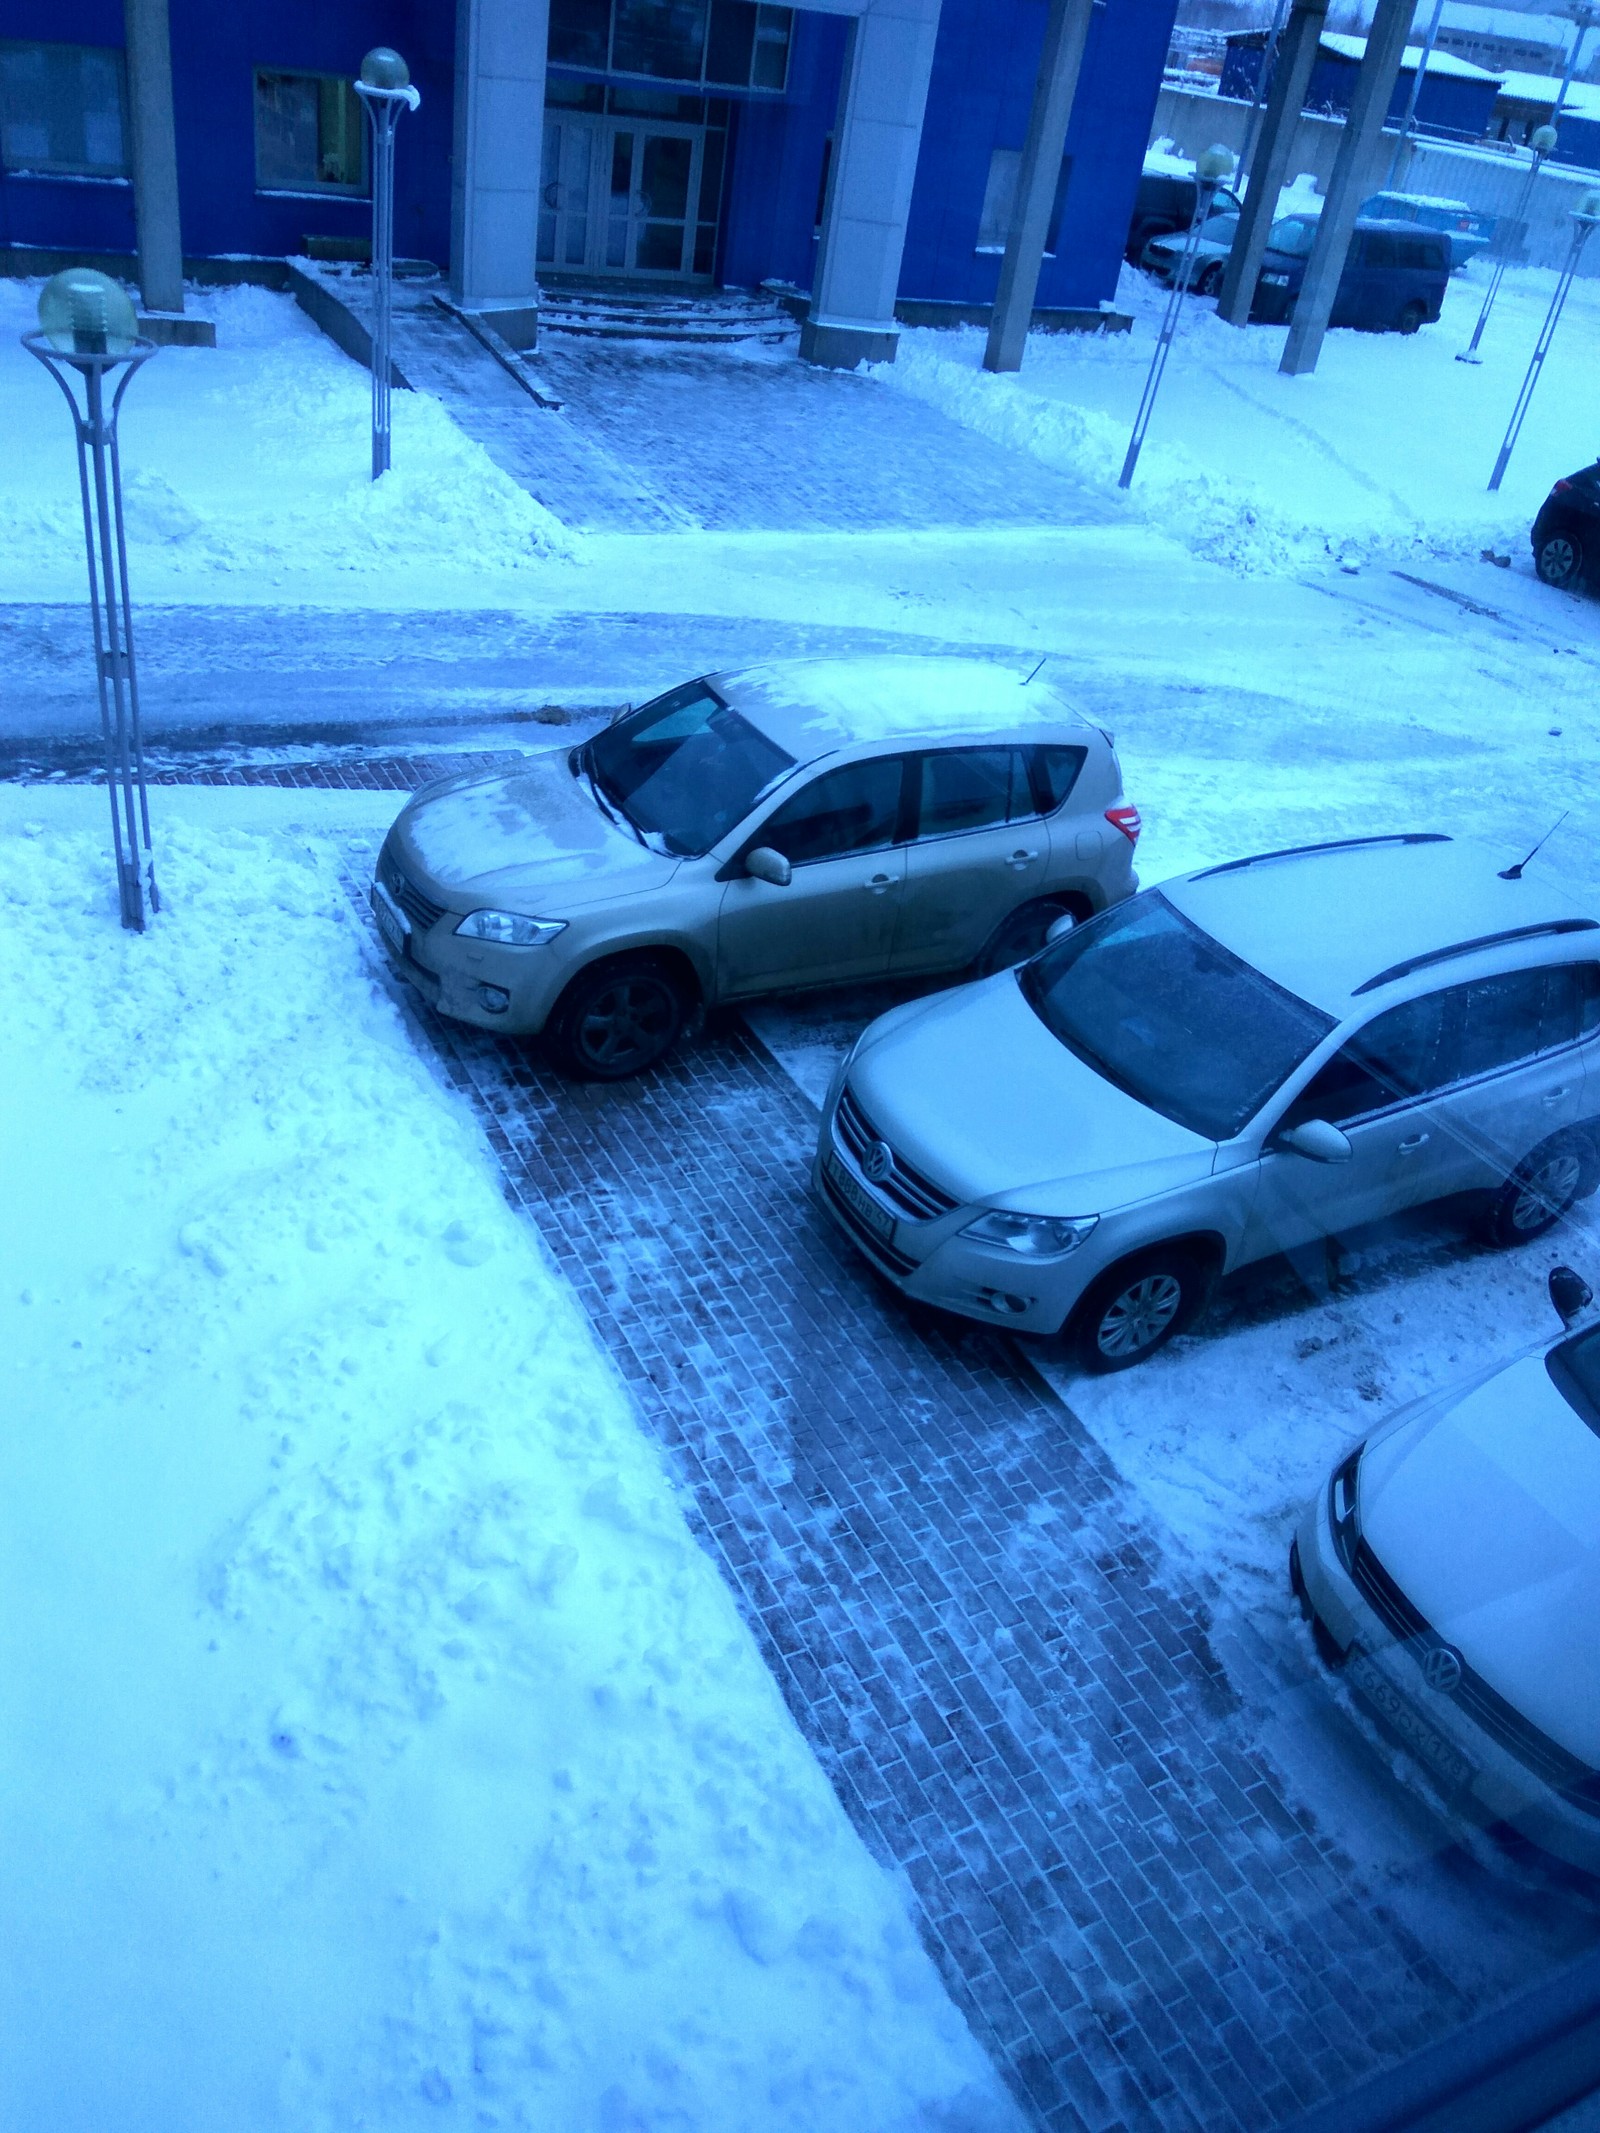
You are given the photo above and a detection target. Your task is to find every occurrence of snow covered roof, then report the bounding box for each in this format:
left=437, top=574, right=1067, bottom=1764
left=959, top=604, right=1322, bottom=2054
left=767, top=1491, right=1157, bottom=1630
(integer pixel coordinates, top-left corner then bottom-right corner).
left=1495, top=67, right=1600, bottom=112
left=715, top=656, right=1086, bottom=756
left=1434, top=3, right=1581, bottom=50
left=1319, top=30, right=1505, bottom=79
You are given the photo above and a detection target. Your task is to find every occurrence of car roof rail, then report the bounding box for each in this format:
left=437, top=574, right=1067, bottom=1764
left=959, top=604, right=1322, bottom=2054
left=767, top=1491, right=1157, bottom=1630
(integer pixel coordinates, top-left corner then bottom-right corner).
left=1190, top=832, right=1451, bottom=882
left=1353, top=918, right=1600, bottom=997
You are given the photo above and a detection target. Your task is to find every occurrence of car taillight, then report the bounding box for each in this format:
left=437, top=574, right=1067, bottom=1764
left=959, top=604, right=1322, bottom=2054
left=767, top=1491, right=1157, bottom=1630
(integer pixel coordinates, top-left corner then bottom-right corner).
left=1553, top=478, right=1575, bottom=494
left=1106, top=805, right=1141, bottom=845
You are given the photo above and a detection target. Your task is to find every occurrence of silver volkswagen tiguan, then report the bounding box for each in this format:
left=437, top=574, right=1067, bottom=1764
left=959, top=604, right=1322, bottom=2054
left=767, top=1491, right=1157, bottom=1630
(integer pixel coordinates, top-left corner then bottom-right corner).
left=816, top=834, right=1600, bottom=1369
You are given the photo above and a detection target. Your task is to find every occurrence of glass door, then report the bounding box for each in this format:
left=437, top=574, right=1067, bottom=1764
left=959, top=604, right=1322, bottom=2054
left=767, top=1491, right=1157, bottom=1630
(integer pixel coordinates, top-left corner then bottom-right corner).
left=539, top=113, right=602, bottom=271
left=604, top=122, right=706, bottom=277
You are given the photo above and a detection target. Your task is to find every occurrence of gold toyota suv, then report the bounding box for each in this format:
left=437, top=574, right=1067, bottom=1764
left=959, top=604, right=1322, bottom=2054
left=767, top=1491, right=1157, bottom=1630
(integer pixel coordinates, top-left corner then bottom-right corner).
left=371, top=655, right=1140, bottom=1078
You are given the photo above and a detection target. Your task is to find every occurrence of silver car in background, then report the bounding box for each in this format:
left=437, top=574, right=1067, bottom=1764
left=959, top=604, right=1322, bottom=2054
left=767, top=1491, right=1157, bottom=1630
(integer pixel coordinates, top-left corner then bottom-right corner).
left=815, top=834, right=1600, bottom=1369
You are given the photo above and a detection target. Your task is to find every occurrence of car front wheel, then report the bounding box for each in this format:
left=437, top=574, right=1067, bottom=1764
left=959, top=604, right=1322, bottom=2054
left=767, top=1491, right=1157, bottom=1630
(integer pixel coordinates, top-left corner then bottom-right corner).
left=1535, top=527, right=1585, bottom=590
left=546, top=955, right=689, bottom=1081
left=1074, top=1248, right=1213, bottom=1373
left=1484, top=1135, right=1591, bottom=1248
left=1197, top=260, right=1224, bottom=297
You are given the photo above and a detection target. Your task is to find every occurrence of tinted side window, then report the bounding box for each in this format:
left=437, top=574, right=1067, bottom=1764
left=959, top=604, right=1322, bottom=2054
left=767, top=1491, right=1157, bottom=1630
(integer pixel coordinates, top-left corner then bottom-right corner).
left=1280, top=992, right=1450, bottom=1127
left=758, top=757, right=904, bottom=866
left=916, top=748, right=1036, bottom=838
left=1361, top=232, right=1398, bottom=269
left=1580, top=965, right=1600, bottom=1034
left=1447, top=966, right=1587, bottom=1083
left=1033, top=744, right=1087, bottom=812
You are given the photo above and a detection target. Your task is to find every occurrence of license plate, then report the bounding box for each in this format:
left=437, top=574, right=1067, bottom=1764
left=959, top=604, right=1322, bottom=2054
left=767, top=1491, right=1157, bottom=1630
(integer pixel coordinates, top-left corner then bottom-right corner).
left=1262, top=271, right=1289, bottom=286
left=825, top=1152, right=896, bottom=1243
left=1347, top=1650, right=1475, bottom=1794
left=371, top=880, right=410, bottom=958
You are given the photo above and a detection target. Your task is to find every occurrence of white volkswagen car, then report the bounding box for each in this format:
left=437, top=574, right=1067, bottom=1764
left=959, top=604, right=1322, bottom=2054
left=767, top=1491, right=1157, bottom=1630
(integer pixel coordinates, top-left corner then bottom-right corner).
left=814, top=834, right=1600, bottom=1368
left=1294, top=1267, right=1600, bottom=1872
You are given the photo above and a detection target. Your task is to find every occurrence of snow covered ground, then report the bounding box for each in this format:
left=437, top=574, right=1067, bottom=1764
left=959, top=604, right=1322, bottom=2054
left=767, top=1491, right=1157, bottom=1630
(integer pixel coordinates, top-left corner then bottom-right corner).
left=0, top=799, right=1016, bottom=2133
left=886, top=255, right=1599, bottom=577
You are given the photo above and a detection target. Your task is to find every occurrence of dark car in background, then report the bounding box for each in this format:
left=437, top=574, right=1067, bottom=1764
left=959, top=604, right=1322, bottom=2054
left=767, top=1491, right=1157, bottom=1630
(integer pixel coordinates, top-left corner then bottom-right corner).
left=1360, top=189, right=1496, bottom=268
left=1531, top=462, right=1600, bottom=592
left=1125, top=171, right=1244, bottom=263
left=1250, top=216, right=1450, bottom=333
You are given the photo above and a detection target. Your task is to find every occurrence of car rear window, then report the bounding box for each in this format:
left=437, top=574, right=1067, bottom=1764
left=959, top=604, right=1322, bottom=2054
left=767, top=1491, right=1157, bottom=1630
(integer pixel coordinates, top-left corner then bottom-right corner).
left=1017, top=891, right=1335, bottom=1141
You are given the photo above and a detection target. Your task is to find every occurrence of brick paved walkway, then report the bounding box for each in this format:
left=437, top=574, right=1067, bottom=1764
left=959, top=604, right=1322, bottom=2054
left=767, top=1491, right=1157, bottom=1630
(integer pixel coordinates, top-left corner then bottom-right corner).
left=386, top=986, right=1472, bottom=2133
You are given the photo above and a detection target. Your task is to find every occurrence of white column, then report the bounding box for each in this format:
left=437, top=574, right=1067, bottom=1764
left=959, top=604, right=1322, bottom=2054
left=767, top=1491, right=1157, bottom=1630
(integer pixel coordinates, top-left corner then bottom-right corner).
left=450, top=0, right=548, bottom=347
left=801, top=0, right=944, bottom=369
left=123, top=0, right=184, bottom=317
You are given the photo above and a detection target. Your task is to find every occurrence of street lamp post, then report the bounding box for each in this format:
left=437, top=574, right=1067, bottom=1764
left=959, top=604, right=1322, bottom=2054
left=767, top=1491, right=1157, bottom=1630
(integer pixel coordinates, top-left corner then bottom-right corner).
left=24, top=270, right=159, bottom=932
left=1487, top=190, right=1600, bottom=491
left=1385, top=0, right=1446, bottom=189
left=353, top=46, right=420, bottom=481
left=1119, top=145, right=1235, bottom=491
left=1458, top=124, right=1559, bottom=363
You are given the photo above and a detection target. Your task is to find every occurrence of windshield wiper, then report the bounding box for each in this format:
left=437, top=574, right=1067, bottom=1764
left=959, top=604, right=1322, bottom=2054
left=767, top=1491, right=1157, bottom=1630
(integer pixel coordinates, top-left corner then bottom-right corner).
left=576, top=741, right=664, bottom=852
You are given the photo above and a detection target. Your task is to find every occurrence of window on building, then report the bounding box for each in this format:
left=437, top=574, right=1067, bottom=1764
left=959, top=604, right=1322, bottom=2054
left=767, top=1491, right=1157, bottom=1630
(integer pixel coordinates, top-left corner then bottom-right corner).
left=548, top=0, right=791, bottom=91
left=253, top=69, right=365, bottom=194
left=976, top=148, right=1072, bottom=256
left=0, top=41, right=127, bottom=177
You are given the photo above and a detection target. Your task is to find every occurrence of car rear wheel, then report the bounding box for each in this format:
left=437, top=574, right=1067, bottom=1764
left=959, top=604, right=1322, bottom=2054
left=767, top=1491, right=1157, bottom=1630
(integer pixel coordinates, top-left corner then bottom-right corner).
left=1397, top=300, right=1426, bottom=335
left=976, top=897, right=1082, bottom=977
left=1074, top=1248, right=1213, bottom=1373
left=546, top=955, right=689, bottom=1081
left=1197, top=259, right=1225, bottom=297
left=1535, top=527, right=1585, bottom=589
left=1484, top=1134, right=1590, bottom=1248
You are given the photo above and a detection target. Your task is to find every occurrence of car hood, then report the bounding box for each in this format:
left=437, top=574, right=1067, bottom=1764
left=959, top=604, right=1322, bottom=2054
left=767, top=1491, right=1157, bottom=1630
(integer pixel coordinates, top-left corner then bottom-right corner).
left=1150, top=227, right=1234, bottom=260
left=847, top=973, right=1215, bottom=1207
left=391, top=754, right=680, bottom=907
left=1361, top=1353, right=1600, bottom=1766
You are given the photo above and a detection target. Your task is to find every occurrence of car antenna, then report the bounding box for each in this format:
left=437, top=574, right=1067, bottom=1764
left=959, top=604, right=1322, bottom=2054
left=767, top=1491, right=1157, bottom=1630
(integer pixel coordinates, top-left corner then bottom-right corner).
left=1499, top=811, right=1569, bottom=880
left=1021, top=656, right=1048, bottom=685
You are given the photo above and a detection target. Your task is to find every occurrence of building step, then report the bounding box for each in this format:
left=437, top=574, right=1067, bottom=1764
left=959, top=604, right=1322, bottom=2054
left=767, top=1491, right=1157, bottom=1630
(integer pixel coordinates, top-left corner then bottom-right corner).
left=537, top=287, right=798, bottom=345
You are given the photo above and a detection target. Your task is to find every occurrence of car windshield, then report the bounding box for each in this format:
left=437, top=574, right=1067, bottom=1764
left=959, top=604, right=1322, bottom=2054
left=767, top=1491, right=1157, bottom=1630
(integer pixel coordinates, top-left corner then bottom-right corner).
left=1548, top=1325, right=1600, bottom=1440
left=1017, top=891, right=1336, bottom=1140
left=1268, top=216, right=1318, bottom=257
left=586, top=680, right=797, bottom=857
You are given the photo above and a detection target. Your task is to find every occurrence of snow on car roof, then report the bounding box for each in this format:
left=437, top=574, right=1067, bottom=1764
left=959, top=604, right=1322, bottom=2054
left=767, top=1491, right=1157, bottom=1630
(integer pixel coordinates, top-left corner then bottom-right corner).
left=1165, top=836, right=1597, bottom=1015
left=713, top=656, right=1087, bottom=755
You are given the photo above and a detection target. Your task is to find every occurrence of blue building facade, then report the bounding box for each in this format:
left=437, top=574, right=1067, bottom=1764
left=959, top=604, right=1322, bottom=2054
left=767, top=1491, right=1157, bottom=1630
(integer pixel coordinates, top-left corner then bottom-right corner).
left=1, top=0, right=1178, bottom=330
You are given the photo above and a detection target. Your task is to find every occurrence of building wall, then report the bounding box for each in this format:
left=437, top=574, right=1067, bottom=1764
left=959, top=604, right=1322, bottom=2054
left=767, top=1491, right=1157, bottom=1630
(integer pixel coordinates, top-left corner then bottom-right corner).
left=1221, top=37, right=1503, bottom=139
left=3, top=0, right=1176, bottom=314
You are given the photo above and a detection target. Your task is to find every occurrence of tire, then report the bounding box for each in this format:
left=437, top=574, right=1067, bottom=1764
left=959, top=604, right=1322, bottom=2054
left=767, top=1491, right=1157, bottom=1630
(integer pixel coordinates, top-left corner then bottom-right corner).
left=1535, top=526, right=1585, bottom=590
left=975, top=898, right=1079, bottom=978
left=545, top=955, right=689, bottom=1081
left=1073, top=1247, right=1214, bottom=1374
left=1197, top=260, right=1224, bottom=297
left=1397, top=301, right=1426, bottom=336
left=1483, top=1133, right=1591, bottom=1249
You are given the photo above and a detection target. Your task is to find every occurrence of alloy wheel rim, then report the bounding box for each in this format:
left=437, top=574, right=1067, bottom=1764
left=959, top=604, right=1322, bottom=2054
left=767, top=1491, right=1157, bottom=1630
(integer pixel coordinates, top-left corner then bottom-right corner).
left=1511, top=1153, right=1581, bottom=1233
left=578, top=979, right=674, bottom=1067
left=1543, top=537, right=1577, bottom=581
left=1097, top=1272, right=1183, bottom=1358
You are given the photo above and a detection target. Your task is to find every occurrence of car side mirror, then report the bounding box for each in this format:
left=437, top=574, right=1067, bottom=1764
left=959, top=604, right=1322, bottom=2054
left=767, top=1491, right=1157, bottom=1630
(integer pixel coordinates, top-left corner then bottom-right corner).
left=1276, top=1118, right=1353, bottom=1163
left=1045, top=912, right=1078, bottom=945
left=1550, top=1265, right=1594, bottom=1329
left=744, top=845, right=792, bottom=888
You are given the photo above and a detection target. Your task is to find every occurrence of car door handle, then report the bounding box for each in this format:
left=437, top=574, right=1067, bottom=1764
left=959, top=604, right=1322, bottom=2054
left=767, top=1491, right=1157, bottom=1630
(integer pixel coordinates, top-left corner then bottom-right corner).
left=862, top=872, right=897, bottom=894
left=1397, top=1132, right=1429, bottom=1153
left=1005, top=848, right=1040, bottom=868
left=1543, top=1087, right=1571, bottom=1104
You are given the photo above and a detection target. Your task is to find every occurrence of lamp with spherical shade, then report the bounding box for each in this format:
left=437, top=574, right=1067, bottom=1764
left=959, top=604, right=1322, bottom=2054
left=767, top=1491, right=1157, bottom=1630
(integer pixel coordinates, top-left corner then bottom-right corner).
left=353, top=48, right=422, bottom=479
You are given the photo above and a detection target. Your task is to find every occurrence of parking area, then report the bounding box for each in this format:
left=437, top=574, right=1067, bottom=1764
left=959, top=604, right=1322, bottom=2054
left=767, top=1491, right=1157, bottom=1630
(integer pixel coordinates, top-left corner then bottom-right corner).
left=362, top=888, right=1597, bottom=2133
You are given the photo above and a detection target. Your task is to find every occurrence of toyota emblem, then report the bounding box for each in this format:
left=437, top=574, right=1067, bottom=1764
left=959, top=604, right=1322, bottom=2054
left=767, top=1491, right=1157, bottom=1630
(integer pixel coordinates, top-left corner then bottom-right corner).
left=862, top=1140, right=895, bottom=1186
left=1422, top=1645, right=1464, bottom=1696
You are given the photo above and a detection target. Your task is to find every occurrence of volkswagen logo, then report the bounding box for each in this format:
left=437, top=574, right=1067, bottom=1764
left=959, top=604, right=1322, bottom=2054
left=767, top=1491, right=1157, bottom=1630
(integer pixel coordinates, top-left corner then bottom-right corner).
left=1422, top=1644, right=1464, bottom=1697
left=862, top=1140, right=895, bottom=1186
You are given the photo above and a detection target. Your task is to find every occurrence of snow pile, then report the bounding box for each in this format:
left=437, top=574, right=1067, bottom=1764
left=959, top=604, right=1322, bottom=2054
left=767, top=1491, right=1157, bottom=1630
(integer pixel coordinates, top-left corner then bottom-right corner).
left=0, top=280, right=576, bottom=585
left=882, top=261, right=1599, bottom=576
left=0, top=815, right=1012, bottom=2133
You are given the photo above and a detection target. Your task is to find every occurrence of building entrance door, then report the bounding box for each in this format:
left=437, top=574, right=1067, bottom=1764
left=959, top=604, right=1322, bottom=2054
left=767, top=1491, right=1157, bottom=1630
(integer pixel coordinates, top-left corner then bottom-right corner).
left=539, top=114, right=713, bottom=280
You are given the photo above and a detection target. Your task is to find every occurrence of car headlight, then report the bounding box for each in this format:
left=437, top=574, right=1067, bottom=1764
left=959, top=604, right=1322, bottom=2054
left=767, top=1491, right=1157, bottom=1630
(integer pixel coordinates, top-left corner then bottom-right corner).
left=454, top=910, right=567, bottom=946
left=961, top=1211, right=1098, bottom=1259
left=1328, top=1444, right=1364, bottom=1573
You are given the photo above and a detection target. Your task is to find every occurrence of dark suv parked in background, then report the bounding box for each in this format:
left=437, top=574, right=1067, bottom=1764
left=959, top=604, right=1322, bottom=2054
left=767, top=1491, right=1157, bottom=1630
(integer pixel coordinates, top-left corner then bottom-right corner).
left=1250, top=216, right=1450, bottom=333
left=1125, top=172, right=1243, bottom=263
left=1531, top=461, right=1600, bottom=592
